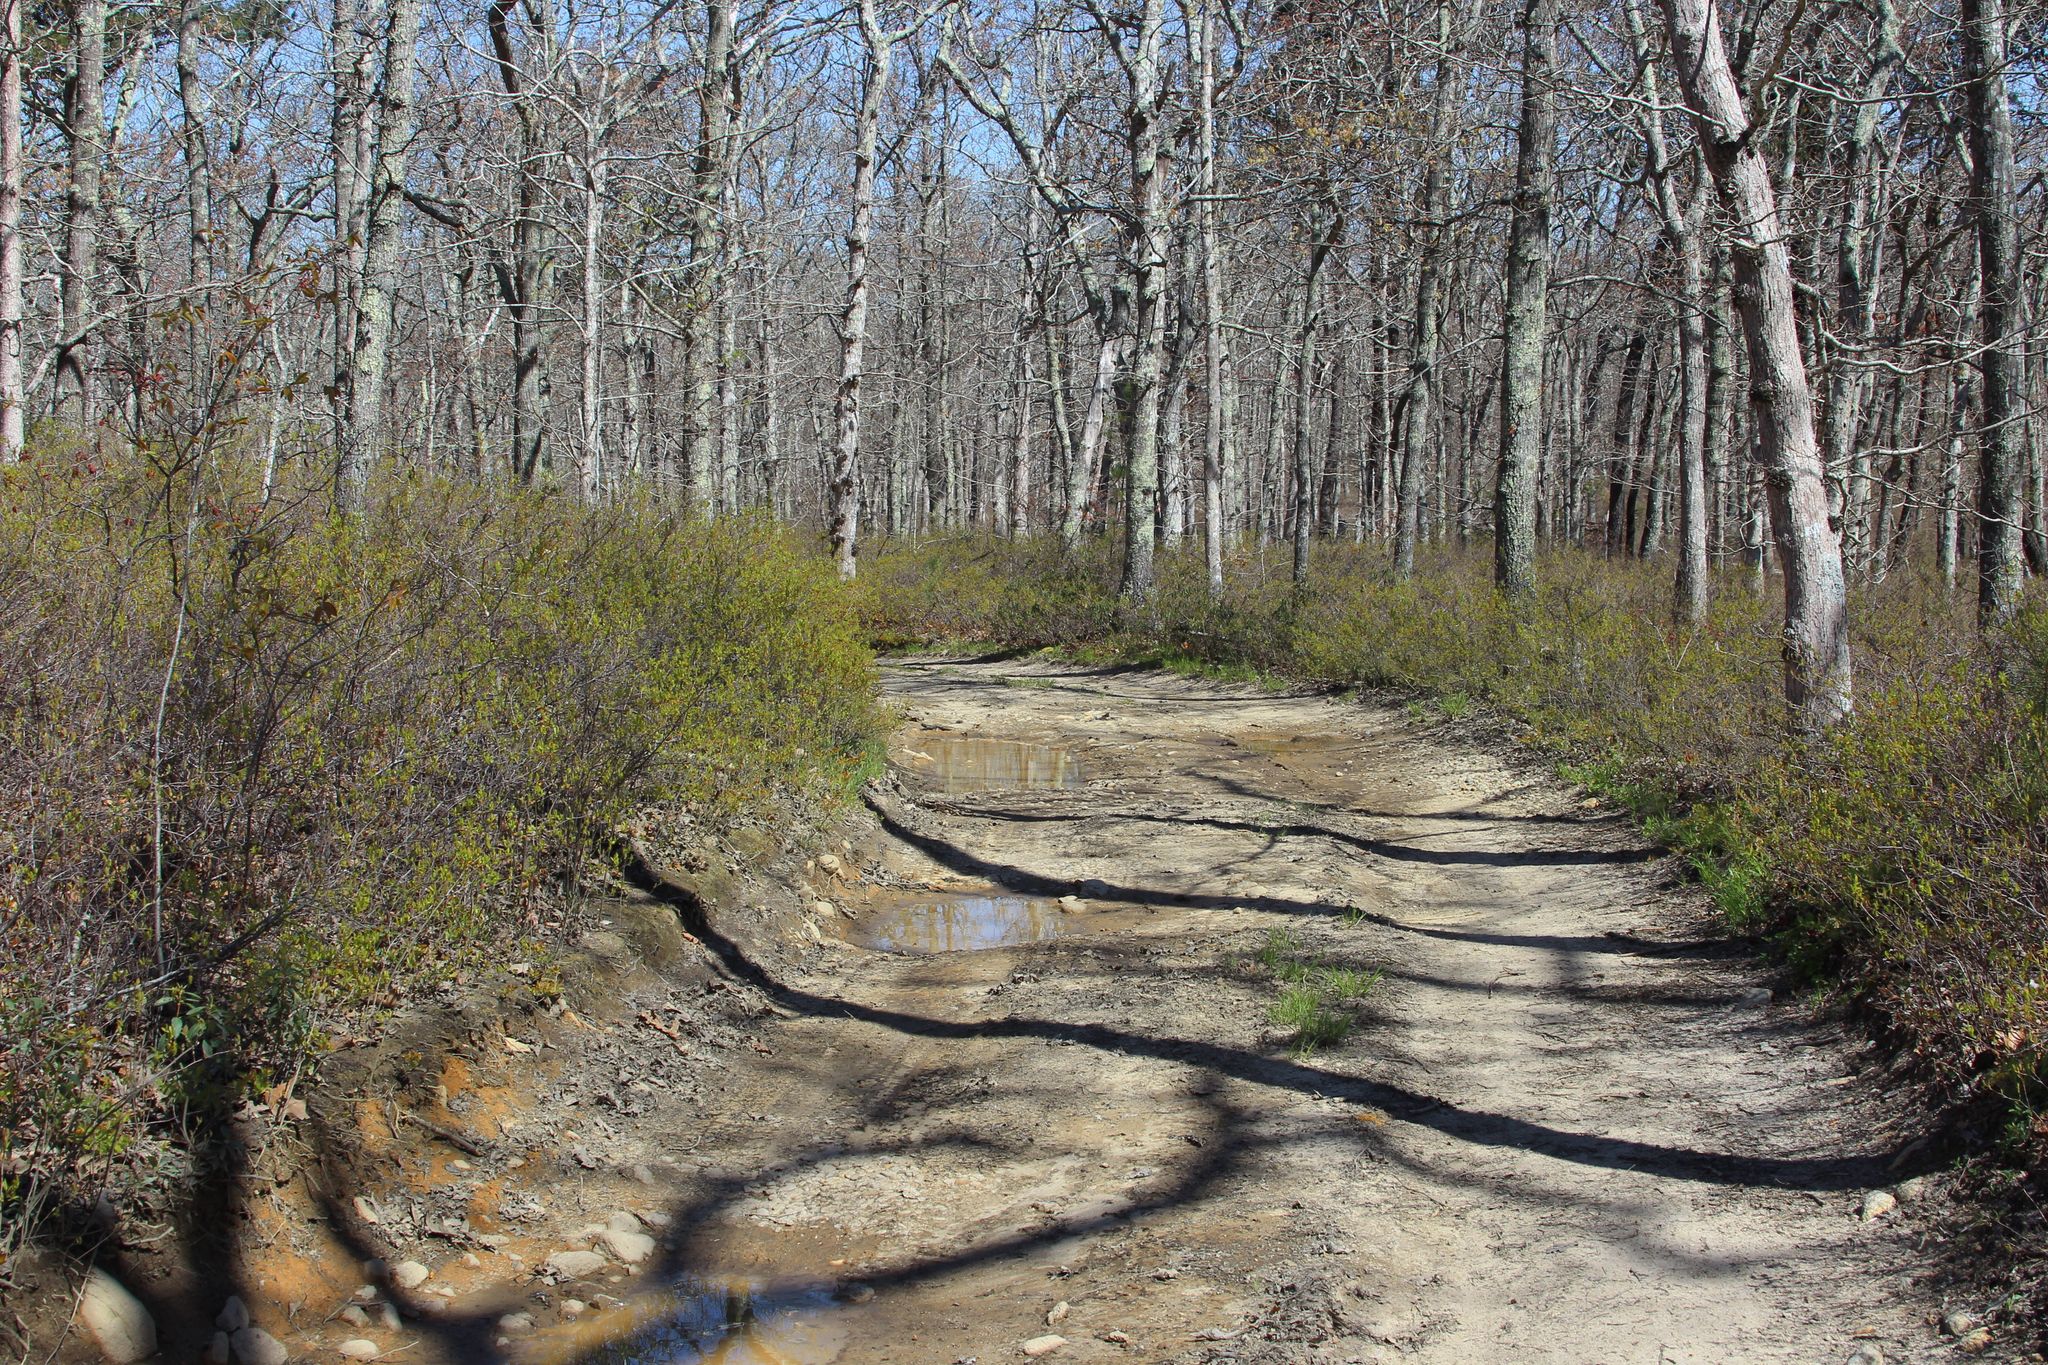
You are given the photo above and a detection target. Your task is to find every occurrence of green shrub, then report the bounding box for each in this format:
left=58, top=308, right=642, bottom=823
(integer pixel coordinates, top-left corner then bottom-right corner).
left=0, top=451, right=879, bottom=1238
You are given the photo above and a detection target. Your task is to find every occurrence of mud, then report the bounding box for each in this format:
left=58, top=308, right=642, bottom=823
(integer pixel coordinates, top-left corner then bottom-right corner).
left=37, top=658, right=1962, bottom=1364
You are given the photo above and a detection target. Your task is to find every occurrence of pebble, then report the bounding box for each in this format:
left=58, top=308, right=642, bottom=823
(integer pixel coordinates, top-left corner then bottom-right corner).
left=337, top=1341, right=380, bottom=1360
left=205, top=1332, right=233, bottom=1364
left=1958, top=1327, right=1993, bottom=1354
left=1944, top=1310, right=1980, bottom=1336
left=1893, top=1176, right=1928, bottom=1205
left=390, top=1259, right=431, bottom=1290
left=1023, top=1335, right=1068, bottom=1357
left=547, top=1249, right=608, bottom=1278
left=231, top=1326, right=290, bottom=1365
left=1858, top=1189, right=1897, bottom=1222
left=216, top=1297, right=250, bottom=1332
left=376, top=1304, right=402, bottom=1332
left=338, top=1305, right=370, bottom=1329
left=1842, top=1348, right=1883, bottom=1365
left=499, top=1312, right=537, bottom=1333
left=629, top=1164, right=656, bottom=1186
left=560, top=1299, right=588, bottom=1317
left=75, top=1269, right=157, bottom=1364
left=1047, top=1302, right=1070, bottom=1326
left=352, top=1285, right=378, bottom=1304
left=817, top=854, right=843, bottom=876
left=352, top=1195, right=381, bottom=1225
left=606, top=1211, right=644, bottom=1233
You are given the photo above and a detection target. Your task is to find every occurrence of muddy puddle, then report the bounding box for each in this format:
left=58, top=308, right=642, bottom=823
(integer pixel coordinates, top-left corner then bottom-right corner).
left=894, top=736, right=1082, bottom=794
left=579, top=1276, right=845, bottom=1364
left=848, top=891, right=1065, bottom=954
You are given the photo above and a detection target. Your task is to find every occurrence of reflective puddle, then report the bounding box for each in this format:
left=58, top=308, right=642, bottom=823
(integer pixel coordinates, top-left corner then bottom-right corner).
left=584, top=1276, right=846, bottom=1363
left=895, top=737, right=1082, bottom=794
left=851, top=893, right=1066, bottom=954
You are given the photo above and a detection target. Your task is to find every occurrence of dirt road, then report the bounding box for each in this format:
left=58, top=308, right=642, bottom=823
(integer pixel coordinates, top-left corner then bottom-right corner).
left=122, top=658, right=1947, bottom=1365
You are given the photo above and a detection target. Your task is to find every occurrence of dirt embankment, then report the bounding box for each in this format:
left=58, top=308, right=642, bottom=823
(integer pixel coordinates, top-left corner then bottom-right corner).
left=22, top=658, right=1984, bottom=1364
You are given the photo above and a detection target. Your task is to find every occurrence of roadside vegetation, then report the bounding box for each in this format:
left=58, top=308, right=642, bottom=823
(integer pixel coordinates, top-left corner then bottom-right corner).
left=860, top=533, right=2048, bottom=1157
left=0, top=449, right=881, bottom=1251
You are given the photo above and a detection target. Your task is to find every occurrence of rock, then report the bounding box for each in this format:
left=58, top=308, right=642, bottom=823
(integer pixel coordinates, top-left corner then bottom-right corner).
left=1958, top=1327, right=1993, bottom=1355
left=547, top=1249, right=608, bottom=1279
left=1893, top=1177, right=1928, bottom=1205
left=1046, top=1301, right=1070, bottom=1325
left=339, top=1306, right=370, bottom=1329
left=216, top=1294, right=252, bottom=1333
left=351, top=1195, right=381, bottom=1225
left=1842, top=1348, right=1883, bottom=1365
left=817, top=854, right=843, bottom=877
left=1858, top=1189, right=1898, bottom=1221
left=1943, top=1310, right=1980, bottom=1336
left=607, top=1211, right=644, bottom=1234
left=1057, top=896, right=1082, bottom=909
left=560, top=1299, right=588, bottom=1317
left=1733, top=986, right=1772, bottom=1007
left=808, top=899, right=838, bottom=919
left=231, top=1326, right=290, bottom=1365
left=206, top=1332, right=233, bottom=1364
left=351, top=1285, right=378, bottom=1304
left=376, top=1304, right=402, bottom=1332
left=337, top=1341, right=380, bottom=1360
left=598, top=1228, right=656, bottom=1265
left=498, top=1312, right=536, bottom=1334
left=628, top=1164, right=655, bottom=1186
left=75, top=1269, right=157, bottom=1363
left=1023, top=1335, right=1068, bottom=1357
left=390, top=1259, right=431, bottom=1290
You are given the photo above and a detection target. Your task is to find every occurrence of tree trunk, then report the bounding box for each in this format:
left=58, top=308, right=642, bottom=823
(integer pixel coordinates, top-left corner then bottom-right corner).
left=1661, top=0, right=1852, bottom=728
left=1494, top=0, right=1558, bottom=597
left=56, top=0, right=106, bottom=426
left=682, top=0, right=734, bottom=512
left=0, top=0, right=20, bottom=461
left=1963, top=0, right=2026, bottom=626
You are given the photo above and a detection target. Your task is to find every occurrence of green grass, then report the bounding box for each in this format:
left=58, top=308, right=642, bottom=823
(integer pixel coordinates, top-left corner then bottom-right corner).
left=1245, top=927, right=1381, bottom=1056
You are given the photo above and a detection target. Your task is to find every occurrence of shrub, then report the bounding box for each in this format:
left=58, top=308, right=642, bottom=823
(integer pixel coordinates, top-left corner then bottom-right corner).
left=0, top=450, right=879, bottom=1240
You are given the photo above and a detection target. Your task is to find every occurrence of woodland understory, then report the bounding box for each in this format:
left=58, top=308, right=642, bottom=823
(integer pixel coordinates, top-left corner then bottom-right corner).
left=4, top=0, right=2048, bottom=1341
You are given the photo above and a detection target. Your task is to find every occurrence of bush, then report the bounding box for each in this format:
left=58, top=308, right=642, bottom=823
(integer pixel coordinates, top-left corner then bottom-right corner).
left=0, top=450, right=879, bottom=1239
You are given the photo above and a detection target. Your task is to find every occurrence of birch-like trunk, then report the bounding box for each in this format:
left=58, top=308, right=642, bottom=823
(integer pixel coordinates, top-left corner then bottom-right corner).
left=1661, top=0, right=1852, bottom=728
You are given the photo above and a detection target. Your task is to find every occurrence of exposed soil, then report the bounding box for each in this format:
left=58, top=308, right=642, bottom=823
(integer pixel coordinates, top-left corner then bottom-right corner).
left=33, top=657, right=1973, bottom=1363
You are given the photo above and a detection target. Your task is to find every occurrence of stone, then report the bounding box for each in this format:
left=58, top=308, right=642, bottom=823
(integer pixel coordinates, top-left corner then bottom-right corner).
left=1858, top=1189, right=1897, bottom=1222
left=1733, top=986, right=1772, bottom=1007
left=1958, top=1327, right=1993, bottom=1355
left=75, top=1269, right=157, bottom=1363
left=205, top=1332, right=233, bottom=1364
left=337, top=1341, right=380, bottom=1360
left=1842, top=1349, right=1883, bottom=1365
left=376, top=1304, right=402, bottom=1332
left=338, top=1305, right=369, bottom=1328
left=390, top=1259, right=431, bottom=1290
left=217, top=1295, right=251, bottom=1332
left=1046, top=1301, right=1069, bottom=1325
left=817, top=854, right=843, bottom=877
left=548, top=1249, right=608, bottom=1279
left=351, top=1285, right=378, bottom=1304
left=1022, top=1335, right=1068, bottom=1357
left=1057, top=896, right=1082, bottom=909
left=598, top=1228, right=656, bottom=1265
left=498, top=1313, right=536, bottom=1334
left=606, top=1211, right=644, bottom=1234
left=1943, top=1310, right=1979, bottom=1336
left=231, top=1326, right=290, bottom=1365
left=351, top=1195, right=381, bottom=1225
left=560, top=1299, right=588, bottom=1317
left=1893, top=1177, right=1928, bottom=1205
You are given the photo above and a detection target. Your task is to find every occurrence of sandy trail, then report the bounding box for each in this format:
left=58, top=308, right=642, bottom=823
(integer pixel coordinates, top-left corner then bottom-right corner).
left=176, top=657, right=1942, bottom=1365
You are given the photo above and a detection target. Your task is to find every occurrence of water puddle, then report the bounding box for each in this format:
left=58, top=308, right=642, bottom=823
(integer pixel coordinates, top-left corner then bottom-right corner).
left=582, top=1276, right=846, bottom=1364
left=850, top=893, right=1066, bottom=954
left=894, top=736, right=1082, bottom=794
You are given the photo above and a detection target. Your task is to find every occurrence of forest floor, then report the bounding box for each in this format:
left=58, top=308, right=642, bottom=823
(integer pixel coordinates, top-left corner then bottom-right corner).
left=39, top=657, right=1973, bottom=1363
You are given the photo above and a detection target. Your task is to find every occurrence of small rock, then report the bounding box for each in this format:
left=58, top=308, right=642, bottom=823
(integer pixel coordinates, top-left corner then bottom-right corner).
left=376, top=1304, right=402, bottom=1332
left=1733, top=986, right=1772, bottom=1007
left=231, top=1326, right=290, bottom=1365
left=607, top=1210, right=644, bottom=1234
left=352, top=1285, right=378, bottom=1304
left=337, top=1341, right=380, bottom=1360
left=1023, top=1335, right=1068, bottom=1357
left=1858, top=1189, right=1898, bottom=1222
left=628, top=1164, right=655, bottom=1186
left=808, top=899, right=839, bottom=919
left=560, top=1299, right=588, bottom=1317
left=817, top=854, right=843, bottom=877
left=548, top=1248, right=609, bottom=1280
left=1958, top=1327, right=1993, bottom=1355
left=217, top=1294, right=251, bottom=1333
left=351, top=1195, right=380, bottom=1225
left=1944, top=1310, right=1980, bottom=1336
left=75, top=1269, right=157, bottom=1363
left=390, top=1259, right=431, bottom=1290
left=1047, top=1302, right=1069, bottom=1326
left=1150, top=1268, right=1179, bottom=1281
left=339, top=1306, right=370, bottom=1329
left=498, top=1312, right=536, bottom=1334
left=1101, top=1332, right=1131, bottom=1346
left=1057, top=896, right=1082, bottom=909
left=205, top=1332, right=233, bottom=1364
left=1893, top=1177, right=1927, bottom=1205
left=598, top=1229, right=655, bottom=1264
left=1842, top=1348, right=1883, bottom=1365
